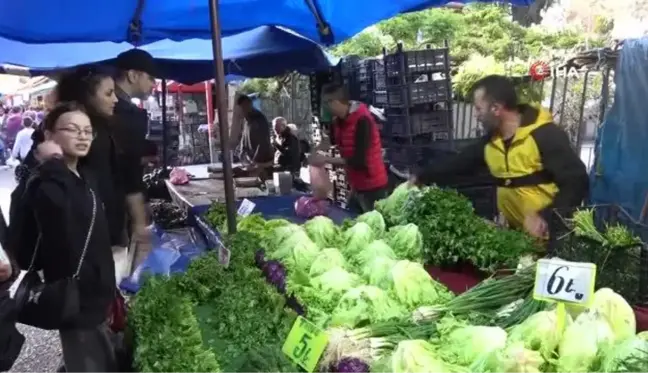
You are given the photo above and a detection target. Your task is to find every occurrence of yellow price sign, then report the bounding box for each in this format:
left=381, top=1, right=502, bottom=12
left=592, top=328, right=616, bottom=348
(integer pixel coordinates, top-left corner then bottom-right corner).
left=533, top=258, right=597, bottom=333
left=533, top=258, right=596, bottom=305
left=282, top=316, right=329, bottom=372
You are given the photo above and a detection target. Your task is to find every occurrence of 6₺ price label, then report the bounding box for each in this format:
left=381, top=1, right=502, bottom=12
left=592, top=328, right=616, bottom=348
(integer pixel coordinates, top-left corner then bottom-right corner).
left=533, top=258, right=597, bottom=305
left=282, top=316, right=328, bottom=373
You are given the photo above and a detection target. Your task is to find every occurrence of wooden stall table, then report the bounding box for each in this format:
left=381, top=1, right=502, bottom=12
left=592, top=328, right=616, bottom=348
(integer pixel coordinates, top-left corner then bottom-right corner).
left=128, top=162, right=267, bottom=276
left=165, top=178, right=268, bottom=211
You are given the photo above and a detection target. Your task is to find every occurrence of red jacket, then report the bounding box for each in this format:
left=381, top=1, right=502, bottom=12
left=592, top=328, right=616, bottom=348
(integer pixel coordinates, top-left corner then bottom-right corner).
left=333, top=103, right=387, bottom=191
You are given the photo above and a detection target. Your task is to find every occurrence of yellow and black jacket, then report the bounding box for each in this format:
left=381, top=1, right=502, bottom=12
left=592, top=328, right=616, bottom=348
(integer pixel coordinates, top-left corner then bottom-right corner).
left=417, top=104, right=589, bottom=228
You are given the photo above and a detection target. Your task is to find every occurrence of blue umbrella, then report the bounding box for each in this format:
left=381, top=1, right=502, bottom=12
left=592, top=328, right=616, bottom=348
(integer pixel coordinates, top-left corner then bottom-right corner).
left=0, top=26, right=339, bottom=83
left=0, top=0, right=532, bottom=45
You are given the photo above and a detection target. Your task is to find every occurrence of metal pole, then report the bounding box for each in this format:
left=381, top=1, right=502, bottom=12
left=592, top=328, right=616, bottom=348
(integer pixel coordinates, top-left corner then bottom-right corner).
left=208, top=0, right=237, bottom=234
left=161, top=79, right=168, bottom=169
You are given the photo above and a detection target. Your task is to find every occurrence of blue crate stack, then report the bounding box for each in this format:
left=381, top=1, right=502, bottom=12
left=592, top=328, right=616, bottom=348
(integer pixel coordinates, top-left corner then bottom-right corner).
left=381, top=43, right=454, bottom=174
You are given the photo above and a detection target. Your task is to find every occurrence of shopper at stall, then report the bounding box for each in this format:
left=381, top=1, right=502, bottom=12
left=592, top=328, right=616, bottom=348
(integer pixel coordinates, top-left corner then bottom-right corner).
left=411, top=75, right=589, bottom=238
left=112, top=49, right=158, bottom=280
left=235, top=95, right=274, bottom=178
left=11, top=116, right=35, bottom=162
left=273, top=116, right=301, bottom=175
left=16, top=102, right=117, bottom=372
left=308, top=83, right=388, bottom=213
left=3, top=108, right=23, bottom=152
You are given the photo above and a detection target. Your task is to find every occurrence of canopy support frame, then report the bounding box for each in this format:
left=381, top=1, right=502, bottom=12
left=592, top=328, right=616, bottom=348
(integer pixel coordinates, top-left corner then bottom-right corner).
left=304, top=0, right=334, bottom=44
left=208, top=0, right=237, bottom=234
left=127, top=0, right=146, bottom=45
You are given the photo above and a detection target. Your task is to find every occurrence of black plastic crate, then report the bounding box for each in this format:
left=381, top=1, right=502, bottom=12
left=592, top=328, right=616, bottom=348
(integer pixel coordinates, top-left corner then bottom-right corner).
left=386, top=109, right=451, bottom=137
left=385, top=46, right=449, bottom=78
left=355, top=59, right=383, bottom=80
left=385, top=143, right=458, bottom=174
left=382, top=131, right=451, bottom=147
left=455, top=185, right=498, bottom=220
left=548, top=204, right=648, bottom=305
left=386, top=80, right=451, bottom=107
left=375, top=71, right=386, bottom=90
left=373, top=91, right=387, bottom=107
left=341, top=55, right=362, bottom=77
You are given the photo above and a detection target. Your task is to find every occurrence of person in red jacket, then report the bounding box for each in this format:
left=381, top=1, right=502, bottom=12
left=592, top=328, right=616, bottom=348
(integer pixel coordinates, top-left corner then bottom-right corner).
left=309, top=84, right=388, bottom=212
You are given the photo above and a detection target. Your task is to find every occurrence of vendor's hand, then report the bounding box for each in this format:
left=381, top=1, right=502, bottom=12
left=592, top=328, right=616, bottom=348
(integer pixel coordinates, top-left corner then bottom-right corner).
left=308, top=153, right=326, bottom=167
left=35, top=140, right=63, bottom=162
left=407, top=175, right=419, bottom=187
left=524, top=213, right=548, bottom=238
left=0, top=262, right=12, bottom=282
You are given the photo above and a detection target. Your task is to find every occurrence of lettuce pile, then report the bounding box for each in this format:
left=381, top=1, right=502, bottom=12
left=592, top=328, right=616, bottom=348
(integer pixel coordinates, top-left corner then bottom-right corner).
left=256, top=209, right=448, bottom=331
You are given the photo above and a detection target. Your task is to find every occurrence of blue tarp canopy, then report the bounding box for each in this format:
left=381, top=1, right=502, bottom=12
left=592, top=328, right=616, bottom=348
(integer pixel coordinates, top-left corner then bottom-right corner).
left=0, top=26, right=339, bottom=83
left=0, top=0, right=533, bottom=45
left=590, top=38, right=648, bottom=219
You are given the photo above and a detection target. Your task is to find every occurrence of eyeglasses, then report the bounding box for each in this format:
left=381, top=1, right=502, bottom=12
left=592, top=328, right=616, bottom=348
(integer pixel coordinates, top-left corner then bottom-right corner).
left=56, top=127, right=96, bottom=139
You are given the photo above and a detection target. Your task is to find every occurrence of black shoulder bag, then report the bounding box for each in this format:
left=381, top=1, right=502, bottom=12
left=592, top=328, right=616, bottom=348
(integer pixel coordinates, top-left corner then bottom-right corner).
left=13, top=189, right=98, bottom=330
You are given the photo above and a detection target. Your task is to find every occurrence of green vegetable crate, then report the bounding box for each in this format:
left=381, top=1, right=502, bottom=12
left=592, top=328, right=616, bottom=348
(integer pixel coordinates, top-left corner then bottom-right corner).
left=548, top=204, right=648, bottom=306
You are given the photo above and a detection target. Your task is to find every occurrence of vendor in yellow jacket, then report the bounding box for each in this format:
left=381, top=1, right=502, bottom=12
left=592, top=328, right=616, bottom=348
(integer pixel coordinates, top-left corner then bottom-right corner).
left=411, top=75, right=589, bottom=238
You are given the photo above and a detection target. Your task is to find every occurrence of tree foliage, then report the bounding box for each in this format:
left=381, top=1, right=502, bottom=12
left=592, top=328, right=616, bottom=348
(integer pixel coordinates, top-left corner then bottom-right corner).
left=245, top=4, right=612, bottom=104
left=332, top=4, right=606, bottom=63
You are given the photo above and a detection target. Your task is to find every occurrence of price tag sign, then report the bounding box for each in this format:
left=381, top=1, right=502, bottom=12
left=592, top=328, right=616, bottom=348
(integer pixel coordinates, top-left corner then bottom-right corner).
left=237, top=198, right=256, bottom=217
left=282, top=316, right=329, bottom=373
left=533, top=258, right=597, bottom=305
left=218, top=243, right=231, bottom=268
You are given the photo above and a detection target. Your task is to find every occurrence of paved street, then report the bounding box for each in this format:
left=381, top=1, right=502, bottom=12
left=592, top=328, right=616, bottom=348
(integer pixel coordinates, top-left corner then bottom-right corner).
left=0, top=166, right=62, bottom=372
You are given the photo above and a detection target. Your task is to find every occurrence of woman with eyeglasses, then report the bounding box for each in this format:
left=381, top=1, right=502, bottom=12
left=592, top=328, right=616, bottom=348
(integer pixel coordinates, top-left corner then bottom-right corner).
left=5, top=67, right=121, bottom=371
left=8, top=102, right=117, bottom=371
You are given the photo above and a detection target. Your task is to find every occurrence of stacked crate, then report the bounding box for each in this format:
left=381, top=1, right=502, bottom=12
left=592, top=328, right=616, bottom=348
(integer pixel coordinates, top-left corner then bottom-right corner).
left=382, top=43, right=454, bottom=174
left=347, top=58, right=387, bottom=107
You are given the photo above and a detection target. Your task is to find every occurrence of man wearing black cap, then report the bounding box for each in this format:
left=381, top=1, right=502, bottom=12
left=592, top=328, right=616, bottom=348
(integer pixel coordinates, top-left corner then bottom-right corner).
left=112, top=49, right=157, bottom=281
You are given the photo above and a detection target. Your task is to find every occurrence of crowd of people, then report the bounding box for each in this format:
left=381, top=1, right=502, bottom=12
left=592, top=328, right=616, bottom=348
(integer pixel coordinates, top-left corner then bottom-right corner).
left=0, top=106, right=45, bottom=166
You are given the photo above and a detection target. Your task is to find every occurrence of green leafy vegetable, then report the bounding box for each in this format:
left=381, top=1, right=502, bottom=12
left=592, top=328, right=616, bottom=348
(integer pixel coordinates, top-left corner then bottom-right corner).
left=304, top=216, right=340, bottom=248
left=388, top=260, right=452, bottom=309
left=362, top=256, right=397, bottom=290
left=356, top=210, right=386, bottom=237
left=375, top=183, right=415, bottom=227
left=508, top=309, right=571, bottom=359
left=438, top=323, right=508, bottom=366
left=557, top=310, right=616, bottom=373
left=352, top=239, right=396, bottom=268
left=385, top=224, right=424, bottom=263
left=309, top=248, right=348, bottom=277
left=342, top=222, right=375, bottom=258
left=403, top=186, right=537, bottom=271
left=130, top=276, right=221, bottom=372
left=330, top=285, right=406, bottom=328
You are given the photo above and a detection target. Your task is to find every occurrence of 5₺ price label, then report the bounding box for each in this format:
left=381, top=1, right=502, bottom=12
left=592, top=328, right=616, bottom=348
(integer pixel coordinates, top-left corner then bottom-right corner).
left=282, top=316, right=329, bottom=373
left=533, top=258, right=597, bottom=305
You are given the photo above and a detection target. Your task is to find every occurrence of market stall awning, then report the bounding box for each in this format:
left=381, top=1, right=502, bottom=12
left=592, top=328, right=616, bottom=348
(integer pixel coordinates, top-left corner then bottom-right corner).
left=0, top=26, right=339, bottom=83
left=0, top=0, right=533, bottom=45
